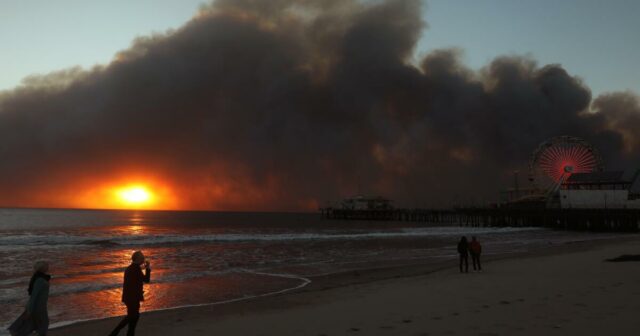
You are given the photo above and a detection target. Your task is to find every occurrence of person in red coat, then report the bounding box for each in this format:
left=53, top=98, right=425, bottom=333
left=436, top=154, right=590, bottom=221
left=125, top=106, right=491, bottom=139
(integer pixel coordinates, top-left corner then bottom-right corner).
left=469, top=236, right=482, bottom=271
left=110, top=251, right=151, bottom=336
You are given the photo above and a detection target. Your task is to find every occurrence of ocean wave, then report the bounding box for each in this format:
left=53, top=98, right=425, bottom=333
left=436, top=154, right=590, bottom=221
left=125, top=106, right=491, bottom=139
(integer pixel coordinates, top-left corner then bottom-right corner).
left=0, top=276, right=30, bottom=287
left=0, top=227, right=543, bottom=248
left=0, top=268, right=255, bottom=303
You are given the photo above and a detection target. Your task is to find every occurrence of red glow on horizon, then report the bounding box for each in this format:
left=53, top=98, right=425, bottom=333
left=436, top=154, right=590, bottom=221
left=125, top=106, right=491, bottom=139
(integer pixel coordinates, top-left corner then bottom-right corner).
left=0, top=165, right=321, bottom=211
left=69, top=176, right=180, bottom=210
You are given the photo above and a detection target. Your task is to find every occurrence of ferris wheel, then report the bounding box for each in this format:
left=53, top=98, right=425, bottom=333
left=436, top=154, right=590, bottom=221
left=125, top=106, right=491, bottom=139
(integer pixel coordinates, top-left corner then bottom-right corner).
left=528, top=136, right=603, bottom=192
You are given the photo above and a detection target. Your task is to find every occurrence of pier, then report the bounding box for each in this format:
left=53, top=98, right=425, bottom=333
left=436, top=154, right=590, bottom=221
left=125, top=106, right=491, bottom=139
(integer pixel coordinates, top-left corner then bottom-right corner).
left=320, top=208, right=458, bottom=223
left=319, top=207, right=640, bottom=232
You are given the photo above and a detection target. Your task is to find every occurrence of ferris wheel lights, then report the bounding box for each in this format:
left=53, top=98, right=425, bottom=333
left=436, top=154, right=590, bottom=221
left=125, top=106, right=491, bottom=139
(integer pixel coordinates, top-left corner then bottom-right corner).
left=529, top=136, right=603, bottom=191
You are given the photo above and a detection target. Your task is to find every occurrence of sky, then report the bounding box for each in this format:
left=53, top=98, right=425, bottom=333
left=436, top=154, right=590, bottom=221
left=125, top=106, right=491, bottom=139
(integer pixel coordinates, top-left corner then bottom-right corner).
left=1, top=0, right=639, bottom=96
left=1, top=0, right=640, bottom=211
left=0, top=0, right=205, bottom=90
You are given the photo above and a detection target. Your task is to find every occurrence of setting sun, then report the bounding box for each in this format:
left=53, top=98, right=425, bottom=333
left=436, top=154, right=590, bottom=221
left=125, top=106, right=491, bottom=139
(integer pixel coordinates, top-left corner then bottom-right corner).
left=73, top=177, right=179, bottom=210
left=116, top=185, right=153, bottom=207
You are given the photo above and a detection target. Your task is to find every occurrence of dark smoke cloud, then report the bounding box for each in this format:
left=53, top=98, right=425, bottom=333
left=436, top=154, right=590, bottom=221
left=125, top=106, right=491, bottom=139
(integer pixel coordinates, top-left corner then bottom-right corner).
left=0, top=0, right=639, bottom=210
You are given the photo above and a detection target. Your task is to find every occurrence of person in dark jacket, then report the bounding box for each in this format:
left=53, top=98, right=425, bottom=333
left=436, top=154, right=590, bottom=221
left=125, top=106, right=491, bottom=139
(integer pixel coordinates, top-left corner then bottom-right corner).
left=469, top=236, right=482, bottom=271
left=457, top=236, right=469, bottom=273
left=8, top=261, right=51, bottom=336
left=110, top=251, right=151, bottom=336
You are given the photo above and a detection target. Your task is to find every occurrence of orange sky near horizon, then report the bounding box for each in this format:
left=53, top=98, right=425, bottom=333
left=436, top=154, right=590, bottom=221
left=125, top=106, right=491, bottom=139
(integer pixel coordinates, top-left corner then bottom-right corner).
left=72, top=179, right=180, bottom=210
left=0, top=170, right=322, bottom=212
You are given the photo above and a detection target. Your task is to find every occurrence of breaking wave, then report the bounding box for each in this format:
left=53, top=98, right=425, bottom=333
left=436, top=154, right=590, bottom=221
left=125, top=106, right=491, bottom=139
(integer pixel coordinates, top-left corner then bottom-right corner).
left=0, top=227, right=543, bottom=248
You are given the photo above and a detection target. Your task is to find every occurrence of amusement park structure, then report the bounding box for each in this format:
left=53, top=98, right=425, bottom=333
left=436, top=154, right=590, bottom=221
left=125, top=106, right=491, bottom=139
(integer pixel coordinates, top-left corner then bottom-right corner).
left=320, top=136, right=640, bottom=231
left=505, top=135, right=640, bottom=209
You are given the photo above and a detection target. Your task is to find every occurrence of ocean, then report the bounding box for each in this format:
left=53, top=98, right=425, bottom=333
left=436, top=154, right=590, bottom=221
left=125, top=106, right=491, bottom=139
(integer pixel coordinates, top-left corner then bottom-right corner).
left=0, top=208, right=622, bottom=333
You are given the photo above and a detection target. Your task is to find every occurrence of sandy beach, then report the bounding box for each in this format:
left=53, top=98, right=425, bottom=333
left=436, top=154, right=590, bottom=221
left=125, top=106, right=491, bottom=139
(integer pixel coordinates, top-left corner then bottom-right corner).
left=47, top=236, right=640, bottom=335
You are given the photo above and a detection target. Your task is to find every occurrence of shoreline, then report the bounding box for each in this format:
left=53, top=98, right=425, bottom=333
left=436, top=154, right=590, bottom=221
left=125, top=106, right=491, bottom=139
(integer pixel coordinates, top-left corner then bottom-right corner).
left=44, top=271, right=312, bottom=332
left=48, top=234, right=640, bottom=335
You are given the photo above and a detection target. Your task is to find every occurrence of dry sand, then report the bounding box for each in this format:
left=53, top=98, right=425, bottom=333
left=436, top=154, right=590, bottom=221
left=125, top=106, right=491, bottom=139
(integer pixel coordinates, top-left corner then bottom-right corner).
left=50, top=237, right=640, bottom=335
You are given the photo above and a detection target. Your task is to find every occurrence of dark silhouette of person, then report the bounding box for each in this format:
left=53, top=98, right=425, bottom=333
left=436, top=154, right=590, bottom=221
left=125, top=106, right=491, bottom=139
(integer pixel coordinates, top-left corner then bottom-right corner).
left=457, top=236, right=469, bottom=273
left=8, top=261, right=51, bottom=336
left=110, top=251, right=151, bottom=336
left=469, top=236, right=482, bottom=271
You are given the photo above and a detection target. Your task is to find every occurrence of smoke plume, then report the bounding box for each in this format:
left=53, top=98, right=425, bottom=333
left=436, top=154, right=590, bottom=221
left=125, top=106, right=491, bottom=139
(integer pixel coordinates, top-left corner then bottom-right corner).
left=0, top=0, right=639, bottom=210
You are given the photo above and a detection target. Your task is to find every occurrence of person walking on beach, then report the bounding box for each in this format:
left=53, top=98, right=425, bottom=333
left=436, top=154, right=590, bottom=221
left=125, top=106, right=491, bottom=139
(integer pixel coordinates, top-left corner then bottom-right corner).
left=469, top=236, right=482, bottom=271
left=8, top=261, right=51, bottom=336
left=457, top=236, right=469, bottom=273
left=110, top=251, right=151, bottom=336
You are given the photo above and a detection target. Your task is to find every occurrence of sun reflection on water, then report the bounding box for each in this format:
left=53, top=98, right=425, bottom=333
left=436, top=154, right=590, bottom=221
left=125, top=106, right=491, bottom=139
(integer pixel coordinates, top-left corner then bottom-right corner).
left=127, top=225, right=146, bottom=235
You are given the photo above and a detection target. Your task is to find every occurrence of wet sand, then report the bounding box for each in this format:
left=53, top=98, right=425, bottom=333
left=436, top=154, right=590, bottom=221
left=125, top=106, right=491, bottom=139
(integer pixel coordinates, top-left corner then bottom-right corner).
left=50, top=236, right=640, bottom=335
